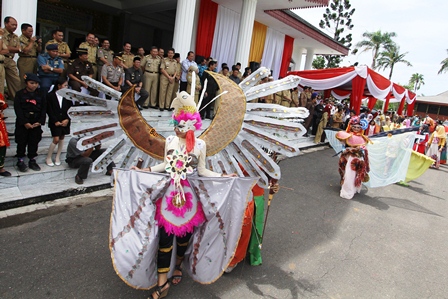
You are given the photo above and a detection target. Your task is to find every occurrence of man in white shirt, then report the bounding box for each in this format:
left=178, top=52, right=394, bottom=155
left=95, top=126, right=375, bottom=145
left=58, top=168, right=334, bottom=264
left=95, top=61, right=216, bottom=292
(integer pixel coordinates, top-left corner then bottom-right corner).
left=180, top=51, right=198, bottom=92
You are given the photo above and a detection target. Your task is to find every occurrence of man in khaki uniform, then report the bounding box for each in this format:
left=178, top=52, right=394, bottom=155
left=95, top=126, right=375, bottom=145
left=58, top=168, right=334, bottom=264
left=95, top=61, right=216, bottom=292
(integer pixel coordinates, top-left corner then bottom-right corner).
left=0, top=28, right=9, bottom=94
left=158, top=48, right=177, bottom=110
left=45, top=29, right=71, bottom=77
left=97, top=39, right=114, bottom=82
left=101, top=54, right=124, bottom=99
left=171, top=53, right=181, bottom=102
left=141, top=46, right=161, bottom=108
left=79, top=32, right=98, bottom=80
left=18, top=23, right=41, bottom=88
left=121, top=42, right=134, bottom=70
left=280, top=89, right=292, bottom=107
left=2, top=16, right=22, bottom=99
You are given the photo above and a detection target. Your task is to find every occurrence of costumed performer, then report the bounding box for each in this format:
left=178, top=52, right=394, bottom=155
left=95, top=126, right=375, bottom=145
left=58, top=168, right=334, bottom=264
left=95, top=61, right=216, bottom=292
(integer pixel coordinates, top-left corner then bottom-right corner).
left=413, top=124, right=429, bottom=154
left=130, top=91, right=237, bottom=299
left=226, top=168, right=279, bottom=272
left=335, top=116, right=371, bottom=199
left=426, top=122, right=446, bottom=169
left=0, top=93, right=11, bottom=176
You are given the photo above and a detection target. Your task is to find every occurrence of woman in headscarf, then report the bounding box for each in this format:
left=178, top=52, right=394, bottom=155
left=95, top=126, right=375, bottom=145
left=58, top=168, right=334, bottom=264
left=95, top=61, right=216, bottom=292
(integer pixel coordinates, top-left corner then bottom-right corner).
left=426, top=122, right=446, bottom=169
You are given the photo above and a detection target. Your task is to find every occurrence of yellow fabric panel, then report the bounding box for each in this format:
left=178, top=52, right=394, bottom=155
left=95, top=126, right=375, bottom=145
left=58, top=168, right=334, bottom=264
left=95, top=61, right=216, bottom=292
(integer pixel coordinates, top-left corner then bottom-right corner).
left=405, top=150, right=434, bottom=182
left=249, top=21, right=267, bottom=66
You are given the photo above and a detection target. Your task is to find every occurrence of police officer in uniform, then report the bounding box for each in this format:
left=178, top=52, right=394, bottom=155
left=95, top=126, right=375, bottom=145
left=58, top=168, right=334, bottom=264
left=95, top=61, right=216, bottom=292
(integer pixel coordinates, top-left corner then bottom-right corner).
left=158, top=48, right=178, bottom=110
left=2, top=16, right=22, bottom=99
left=17, top=23, right=41, bottom=88
left=141, top=46, right=161, bottom=108
left=67, top=48, right=99, bottom=97
left=37, top=43, right=64, bottom=91
left=97, top=39, right=114, bottom=81
left=78, top=33, right=98, bottom=80
left=101, top=53, right=124, bottom=99
left=123, top=56, right=148, bottom=110
left=14, top=73, right=46, bottom=172
left=45, top=29, right=71, bottom=77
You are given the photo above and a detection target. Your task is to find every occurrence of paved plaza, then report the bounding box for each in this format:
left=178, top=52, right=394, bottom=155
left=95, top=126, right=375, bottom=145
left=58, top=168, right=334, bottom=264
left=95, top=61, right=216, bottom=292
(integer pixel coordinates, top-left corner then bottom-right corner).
left=1, top=147, right=447, bottom=299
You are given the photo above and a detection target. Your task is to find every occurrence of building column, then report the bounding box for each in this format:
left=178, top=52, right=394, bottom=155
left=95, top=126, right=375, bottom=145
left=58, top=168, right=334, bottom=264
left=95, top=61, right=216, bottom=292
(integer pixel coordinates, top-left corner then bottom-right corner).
left=291, top=43, right=304, bottom=71
left=234, top=0, right=257, bottom=68
left=190, top=0, right=201, bottom=53
left=173, top=0, right=197, bottom=60
left=1, top=0, right=38, bottom=35
left=304, top=48, right=315, bottom=70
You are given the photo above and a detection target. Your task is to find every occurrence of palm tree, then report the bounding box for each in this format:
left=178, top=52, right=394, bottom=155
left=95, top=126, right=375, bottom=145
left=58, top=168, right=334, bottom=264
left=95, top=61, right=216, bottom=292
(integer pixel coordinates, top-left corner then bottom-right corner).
left=438, top=49, right=448, bottom=74
left=352, top=30, right=396, bottom=69
left=409, top=73, right=425, bottom=92
left=376, top=44, right=412, bottom=80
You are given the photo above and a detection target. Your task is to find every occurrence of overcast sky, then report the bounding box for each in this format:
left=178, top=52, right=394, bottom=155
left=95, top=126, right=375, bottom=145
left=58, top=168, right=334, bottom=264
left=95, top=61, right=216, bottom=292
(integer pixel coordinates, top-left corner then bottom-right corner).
left=293, top=0, right=448, bottom=96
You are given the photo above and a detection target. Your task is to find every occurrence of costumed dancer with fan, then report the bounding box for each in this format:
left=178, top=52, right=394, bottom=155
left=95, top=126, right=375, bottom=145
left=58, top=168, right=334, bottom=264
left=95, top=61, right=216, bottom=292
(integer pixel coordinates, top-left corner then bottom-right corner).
left=335, top=116, right=371, bottom=199
left=131, top=91, right=237, bottom=299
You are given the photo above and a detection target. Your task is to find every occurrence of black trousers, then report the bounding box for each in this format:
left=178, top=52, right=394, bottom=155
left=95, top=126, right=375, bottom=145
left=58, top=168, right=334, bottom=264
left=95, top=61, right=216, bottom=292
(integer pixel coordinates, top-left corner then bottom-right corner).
left=15, top=124, right=42, bottom=159
left=121, top=85, right=149, bottom=106
left=157, top=227, right=192, bottom=274
left=200, top=93, right=215, bottom=118
left=106, top=82, right=119, bottom=100
left=179, top=81, right=188, bottom=92
left=68, top=148, right=114, bottom=179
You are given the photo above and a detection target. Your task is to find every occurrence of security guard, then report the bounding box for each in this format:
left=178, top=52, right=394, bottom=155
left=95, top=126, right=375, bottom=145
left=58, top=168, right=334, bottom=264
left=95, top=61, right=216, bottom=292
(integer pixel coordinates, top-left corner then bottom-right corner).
left=45, top=29, right=71, bottom=76
left=97, top=39, right=114, bottom=81
left=67, top=48, right=99, bottom=97
left=158, top=48, right=178, bottom=110
left=123, top=56, right=148, bottom=109
left=14, top=73, right=46, bottom=172
left=37, top=43, right=64, bottom=91
left=101, top=53, right=124, bottom=99
left=141, top=46, right=161, bottom=108
left=2, top=16, right=22, bottom=99
left=17, top=23, right=41, bottom=88
left=78, top=33, right=98, bottom=80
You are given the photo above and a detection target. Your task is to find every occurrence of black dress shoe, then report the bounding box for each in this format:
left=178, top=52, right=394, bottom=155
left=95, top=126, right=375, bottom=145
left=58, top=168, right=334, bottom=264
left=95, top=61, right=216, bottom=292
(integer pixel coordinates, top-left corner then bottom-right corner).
left=28, top=159, right=41, bottom=171
left=75, top=175, right=84, bottom=184
left=0, top=170, right=12, bottom=176
left=8, top=132, right=14, bottom=137
left=159, top=108, right=164, bottom=111
left=16, top=160, right=28, bottom=172
left=137, top=105, right=143, bottom=111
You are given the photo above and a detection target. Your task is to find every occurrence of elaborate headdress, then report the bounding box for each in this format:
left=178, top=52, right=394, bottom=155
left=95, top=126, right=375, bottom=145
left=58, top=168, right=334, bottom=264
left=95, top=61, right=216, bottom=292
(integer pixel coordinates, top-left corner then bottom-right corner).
left=170, top=91, right=202, bottom=152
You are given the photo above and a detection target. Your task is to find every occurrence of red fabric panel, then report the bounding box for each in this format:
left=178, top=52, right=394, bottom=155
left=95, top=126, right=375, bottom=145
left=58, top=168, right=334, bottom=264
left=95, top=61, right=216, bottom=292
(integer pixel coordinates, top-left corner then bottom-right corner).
left=289, top=66, right=354, bottom=80
left=397, top=98, right=406, bottom=115
left=367, top=96, right=377, bottom=110
left=406, top=101, right=416, bottom=116
left=351, top=75, right=366, bottom=114
left=195, top=0, right=218, bottom=58
left=368, top=68, right=391, bottom=89
left=383, top=94, right=391, bottom=113
left=393, top=83, right=406, bottom=94
left=407, top=90, right=416, bottom=101
left=279, top=35, right=294, bottom=78
left=324, top=89, right=331, bottom=98
left=332, top=89, right=351, bottom=97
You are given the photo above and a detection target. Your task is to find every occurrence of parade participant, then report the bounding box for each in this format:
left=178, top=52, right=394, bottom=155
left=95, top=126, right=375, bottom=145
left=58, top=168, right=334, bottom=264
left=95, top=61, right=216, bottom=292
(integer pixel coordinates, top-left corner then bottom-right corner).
left=14, top=73, right=46, bottom=172
left=37, top=43, right=64, bottom=92
left=130, top=91, right=237, bottom=299
left=66, top=137, right=115, bottom=184
left=413, top=124, right=429, bottom=154
left=45, top=77, right=72, bottom=167
left=0, top=93, right=11, bottom=176
left=426, top=122, right=446, bottom=169
left=335, top=116, right=371, bottom=199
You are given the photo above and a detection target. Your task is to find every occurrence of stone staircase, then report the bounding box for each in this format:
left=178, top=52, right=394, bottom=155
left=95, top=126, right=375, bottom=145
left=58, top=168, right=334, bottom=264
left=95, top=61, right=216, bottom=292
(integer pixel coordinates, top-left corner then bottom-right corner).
left=0, top=100, right=320, bottom=210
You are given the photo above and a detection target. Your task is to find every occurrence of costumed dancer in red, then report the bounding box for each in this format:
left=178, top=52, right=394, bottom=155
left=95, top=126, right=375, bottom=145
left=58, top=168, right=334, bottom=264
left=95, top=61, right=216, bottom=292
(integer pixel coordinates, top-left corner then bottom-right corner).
left=335, top=116, right=371, bottom=199
left=0, top=93, right=11, bottom=176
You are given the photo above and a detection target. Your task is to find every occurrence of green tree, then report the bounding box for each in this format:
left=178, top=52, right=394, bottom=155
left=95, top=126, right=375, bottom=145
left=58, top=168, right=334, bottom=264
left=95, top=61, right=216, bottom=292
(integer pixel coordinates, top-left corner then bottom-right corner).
left=376, top=44, right=412, bottom=80
left=409, top=73, right=425, bottom=92
left=352, top=30, right=396, bottom=69
left=437, top=49, right=448, bottom=74
left=312, top=0, right=355, bottom=68
left=312, top=56, right=326, bottom=69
